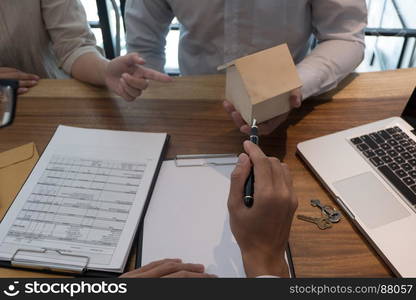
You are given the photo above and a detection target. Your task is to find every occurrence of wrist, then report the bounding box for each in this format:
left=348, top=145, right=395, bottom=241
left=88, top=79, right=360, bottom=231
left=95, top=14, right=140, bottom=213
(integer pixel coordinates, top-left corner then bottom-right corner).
left=242, top=250, right=288, bottom=278
left=71, top=52, right=109, bottom=86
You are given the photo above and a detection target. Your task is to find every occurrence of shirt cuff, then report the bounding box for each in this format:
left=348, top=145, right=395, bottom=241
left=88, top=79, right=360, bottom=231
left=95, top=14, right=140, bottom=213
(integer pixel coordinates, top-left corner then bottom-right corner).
left=296, top=62, right=324, bottom=101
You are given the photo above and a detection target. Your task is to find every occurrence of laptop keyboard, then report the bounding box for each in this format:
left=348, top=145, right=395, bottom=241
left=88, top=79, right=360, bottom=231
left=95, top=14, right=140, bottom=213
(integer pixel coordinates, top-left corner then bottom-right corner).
left=351, top=126, right=416, bottom=207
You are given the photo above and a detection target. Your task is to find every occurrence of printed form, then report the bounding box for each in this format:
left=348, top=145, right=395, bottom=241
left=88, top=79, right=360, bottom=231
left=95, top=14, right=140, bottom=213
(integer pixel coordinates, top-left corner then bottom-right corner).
left=0, top=126, right=167, bottom=273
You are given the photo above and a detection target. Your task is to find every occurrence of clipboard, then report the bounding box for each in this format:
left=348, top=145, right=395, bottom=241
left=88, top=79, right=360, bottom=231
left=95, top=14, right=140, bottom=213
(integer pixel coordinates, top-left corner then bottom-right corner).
left=0, top=128, right=170, bottom=278
left=0, top=249, right=121, bottom=278
left=136, top=154, right=296, bottom=278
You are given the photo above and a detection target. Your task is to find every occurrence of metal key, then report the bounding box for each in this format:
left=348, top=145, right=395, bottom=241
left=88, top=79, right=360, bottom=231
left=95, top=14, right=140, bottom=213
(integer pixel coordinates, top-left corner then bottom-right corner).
left=310, top=199, right=342, bottom=223
left=297, top=215, right=332, bottom=230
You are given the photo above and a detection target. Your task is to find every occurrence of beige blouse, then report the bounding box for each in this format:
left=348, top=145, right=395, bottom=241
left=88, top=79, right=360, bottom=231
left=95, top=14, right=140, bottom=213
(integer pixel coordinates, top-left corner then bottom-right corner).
left=0, top=0, right=102, bottom=79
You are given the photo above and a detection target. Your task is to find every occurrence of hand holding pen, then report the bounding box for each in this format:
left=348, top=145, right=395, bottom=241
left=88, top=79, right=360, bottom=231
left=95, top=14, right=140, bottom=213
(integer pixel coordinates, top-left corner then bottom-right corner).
left=228, top=140, right=298, bottom=277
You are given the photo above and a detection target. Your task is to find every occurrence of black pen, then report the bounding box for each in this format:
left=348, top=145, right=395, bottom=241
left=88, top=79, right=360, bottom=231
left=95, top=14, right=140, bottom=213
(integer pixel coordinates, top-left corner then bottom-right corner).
left=243, top=119, right=258, bottom=208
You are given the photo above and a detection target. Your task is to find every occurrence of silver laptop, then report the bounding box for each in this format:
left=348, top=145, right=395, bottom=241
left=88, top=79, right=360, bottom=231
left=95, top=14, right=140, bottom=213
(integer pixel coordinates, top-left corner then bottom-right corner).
left=298, top=87, right=416, bottom=277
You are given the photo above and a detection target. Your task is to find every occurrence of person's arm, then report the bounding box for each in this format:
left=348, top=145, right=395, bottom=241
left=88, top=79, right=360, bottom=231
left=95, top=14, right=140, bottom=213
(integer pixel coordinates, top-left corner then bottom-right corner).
left=228, top=141, right=298, bottom=277
left=71, top=52, right=172, bottom=101
left=297, top=0, right=367, bottom=99
left=223, top=0, right=365, bottom=135
left=41, top=0, right=171, bottom=101
left=125, top=0, right=174, bottom=73
left=40, top=0, right=103, bottom=77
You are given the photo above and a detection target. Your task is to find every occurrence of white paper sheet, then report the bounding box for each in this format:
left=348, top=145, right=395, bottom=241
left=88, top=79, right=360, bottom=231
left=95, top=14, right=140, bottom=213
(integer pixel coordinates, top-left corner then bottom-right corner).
left=0, top=125, right=167, bottom=273
left=142, top=157, right=292, bottom=278
left=141, top=157, right=248, bottom=277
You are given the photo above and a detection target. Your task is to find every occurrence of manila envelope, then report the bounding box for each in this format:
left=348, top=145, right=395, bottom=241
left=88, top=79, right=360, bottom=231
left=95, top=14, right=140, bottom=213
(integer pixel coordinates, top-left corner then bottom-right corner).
left=0, top=143, right=39, bottom=220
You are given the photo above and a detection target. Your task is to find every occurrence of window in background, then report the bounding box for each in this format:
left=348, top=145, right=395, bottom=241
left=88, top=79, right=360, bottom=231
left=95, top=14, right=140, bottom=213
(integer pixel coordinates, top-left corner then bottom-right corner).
left=357, top=0, right=416, bottom=72
left=80, top=0, right=103, bottom=49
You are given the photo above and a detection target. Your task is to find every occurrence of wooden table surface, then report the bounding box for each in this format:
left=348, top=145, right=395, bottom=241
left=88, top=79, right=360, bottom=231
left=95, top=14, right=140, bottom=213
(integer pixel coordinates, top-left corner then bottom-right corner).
left=1, top=68, right=416, bottom=278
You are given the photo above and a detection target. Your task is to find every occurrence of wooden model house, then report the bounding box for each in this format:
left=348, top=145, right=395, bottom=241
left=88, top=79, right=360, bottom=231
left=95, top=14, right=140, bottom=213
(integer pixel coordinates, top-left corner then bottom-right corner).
left=218, top=44, right=302, bottom=124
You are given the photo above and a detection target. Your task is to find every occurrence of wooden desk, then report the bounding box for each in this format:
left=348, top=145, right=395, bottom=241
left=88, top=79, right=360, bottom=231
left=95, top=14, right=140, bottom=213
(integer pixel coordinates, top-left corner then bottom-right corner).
left=1, top=68, right=416, bottom=278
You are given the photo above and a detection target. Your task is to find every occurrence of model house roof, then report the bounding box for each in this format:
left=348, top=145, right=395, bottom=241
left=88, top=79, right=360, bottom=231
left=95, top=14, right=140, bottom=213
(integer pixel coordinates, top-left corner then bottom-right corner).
left=218, top=44, right=302, bottom=104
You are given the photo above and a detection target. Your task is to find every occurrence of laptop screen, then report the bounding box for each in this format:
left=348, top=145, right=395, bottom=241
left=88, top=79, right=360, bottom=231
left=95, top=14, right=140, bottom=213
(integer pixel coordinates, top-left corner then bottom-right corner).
left=401, top=87, right=416, bottom=129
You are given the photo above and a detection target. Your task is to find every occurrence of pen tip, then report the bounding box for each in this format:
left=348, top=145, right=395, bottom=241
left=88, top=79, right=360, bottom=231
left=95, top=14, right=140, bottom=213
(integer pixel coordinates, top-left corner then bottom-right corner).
left=252, top=119, right=257, bottom=127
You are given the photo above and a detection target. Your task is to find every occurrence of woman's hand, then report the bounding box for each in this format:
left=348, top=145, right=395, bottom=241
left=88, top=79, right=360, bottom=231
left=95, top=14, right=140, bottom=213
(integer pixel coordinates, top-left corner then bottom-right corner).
left=0, top=67, right=39, bottom=94
left=104, top=53, right=172, bottom=101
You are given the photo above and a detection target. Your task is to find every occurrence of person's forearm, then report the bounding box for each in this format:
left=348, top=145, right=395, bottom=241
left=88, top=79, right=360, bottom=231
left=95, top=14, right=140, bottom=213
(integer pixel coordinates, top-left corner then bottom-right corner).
left=71, top=52, right=109, bottom=86
left=296, top=39, right=365, bottom=100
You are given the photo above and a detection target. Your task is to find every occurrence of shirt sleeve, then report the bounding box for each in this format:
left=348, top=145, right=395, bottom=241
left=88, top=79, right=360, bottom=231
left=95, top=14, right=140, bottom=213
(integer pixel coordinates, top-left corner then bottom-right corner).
left=296, top=0, right=367, bottom=99
left=40, top=0, right=104, bottom=75
left=125, top=0, right=174, bottom=73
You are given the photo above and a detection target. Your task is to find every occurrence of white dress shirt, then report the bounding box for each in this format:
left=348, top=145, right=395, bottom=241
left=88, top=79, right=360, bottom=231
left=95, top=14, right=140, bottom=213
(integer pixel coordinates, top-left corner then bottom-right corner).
left=126, top=0, right=367, bottom=99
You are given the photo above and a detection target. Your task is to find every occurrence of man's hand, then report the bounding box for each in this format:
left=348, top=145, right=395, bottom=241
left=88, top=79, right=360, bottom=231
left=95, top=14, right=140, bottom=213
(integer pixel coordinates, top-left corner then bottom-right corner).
left=119, top=259, right=216, bottom=278
left=228, top=141, right=298, bottom=277
left=0, top=67, right=39, bottom=94
left=223, top=88, right=302, bottom=135
left=104, top=53, right=172, bottom=101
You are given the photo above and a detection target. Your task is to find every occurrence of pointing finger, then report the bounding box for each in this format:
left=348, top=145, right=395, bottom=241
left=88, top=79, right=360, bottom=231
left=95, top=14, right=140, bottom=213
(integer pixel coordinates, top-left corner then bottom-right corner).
left=142, top=67, right=172, bottom=82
